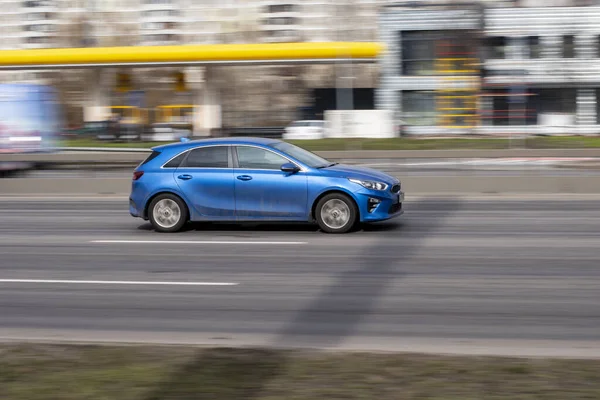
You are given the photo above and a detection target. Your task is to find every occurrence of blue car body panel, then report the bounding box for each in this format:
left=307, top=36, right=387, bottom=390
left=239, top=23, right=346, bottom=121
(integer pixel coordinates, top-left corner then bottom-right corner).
left=129, top=137, right=404, bottom=224
left=174, top=167, right=236, bottom=219
left=233, top=168, right=308, bottom=220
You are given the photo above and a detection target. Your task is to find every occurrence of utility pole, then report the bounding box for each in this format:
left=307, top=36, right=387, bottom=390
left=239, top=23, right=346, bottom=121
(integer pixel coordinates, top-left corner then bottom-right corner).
left=335, top=0, right=353, bottom=111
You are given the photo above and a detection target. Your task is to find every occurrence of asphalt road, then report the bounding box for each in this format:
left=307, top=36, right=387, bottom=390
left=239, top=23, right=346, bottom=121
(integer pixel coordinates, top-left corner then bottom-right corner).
left=0, top=196, right=599, bottom=357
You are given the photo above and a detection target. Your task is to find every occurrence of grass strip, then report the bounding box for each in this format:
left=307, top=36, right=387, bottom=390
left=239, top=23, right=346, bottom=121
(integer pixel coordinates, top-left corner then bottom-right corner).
left=1, top=344, right=600, bottom=400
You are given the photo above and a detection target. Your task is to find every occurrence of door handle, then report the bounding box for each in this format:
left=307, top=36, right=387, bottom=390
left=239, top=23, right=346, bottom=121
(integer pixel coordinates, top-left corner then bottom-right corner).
left=177, top=174, right=193, bottom=181
left=236, top=175, right=253, bottom=181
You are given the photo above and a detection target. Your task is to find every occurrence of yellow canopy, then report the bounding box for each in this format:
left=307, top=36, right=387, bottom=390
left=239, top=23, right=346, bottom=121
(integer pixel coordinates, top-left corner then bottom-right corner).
left=0, top=42, right=383, bottom=69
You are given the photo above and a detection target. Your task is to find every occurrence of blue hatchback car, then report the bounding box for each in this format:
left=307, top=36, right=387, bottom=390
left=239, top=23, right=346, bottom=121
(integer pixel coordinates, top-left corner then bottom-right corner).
left=129, top=137, right=404, bottom=233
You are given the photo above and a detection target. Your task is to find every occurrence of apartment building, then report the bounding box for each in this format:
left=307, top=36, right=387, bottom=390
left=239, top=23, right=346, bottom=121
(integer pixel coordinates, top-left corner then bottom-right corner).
left=377, top=0, right=600, bottom=135
left=0, top=0, right=22, bottom=50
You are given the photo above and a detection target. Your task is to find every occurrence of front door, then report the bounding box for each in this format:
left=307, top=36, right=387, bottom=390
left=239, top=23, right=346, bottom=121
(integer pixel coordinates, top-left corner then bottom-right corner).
left=174, top=145, right=235, bottom=218
left=233, top=145, right=308, bottom=220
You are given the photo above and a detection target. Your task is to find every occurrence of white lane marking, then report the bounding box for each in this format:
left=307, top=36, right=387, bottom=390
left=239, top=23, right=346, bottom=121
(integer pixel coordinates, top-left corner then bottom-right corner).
left=0, top=279, right=238, bottom=286
left=90, top=240, right=308, bottom=245
left=0, top=210, right=115, bottom=213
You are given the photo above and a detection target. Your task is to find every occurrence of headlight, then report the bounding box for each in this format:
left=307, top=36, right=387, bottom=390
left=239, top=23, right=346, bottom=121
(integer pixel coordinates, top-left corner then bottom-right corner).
left=349, top=178, right=388, bottom=191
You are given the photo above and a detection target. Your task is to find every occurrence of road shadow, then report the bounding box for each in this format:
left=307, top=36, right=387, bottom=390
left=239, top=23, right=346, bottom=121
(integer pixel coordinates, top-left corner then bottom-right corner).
left=273, top=197, right=461, bottom=348
left=185, top=221, right=320, bottom=233
left=359, top=219, right=405, bottom=233
left=143, top=197, right=461, bottom=399
left=137, top=219, right=404, bottom=234
left=137, top=221, right=320, bottom=233
left=145, top=348, right=286, bottom=400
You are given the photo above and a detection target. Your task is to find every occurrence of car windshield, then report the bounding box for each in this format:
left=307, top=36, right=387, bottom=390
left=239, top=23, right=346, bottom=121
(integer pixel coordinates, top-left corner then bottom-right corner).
left=271, top=141, right=333, bottom=169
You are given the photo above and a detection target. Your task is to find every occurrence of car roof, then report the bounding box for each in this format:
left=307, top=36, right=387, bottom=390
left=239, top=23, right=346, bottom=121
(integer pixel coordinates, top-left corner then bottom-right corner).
left=151, top=136, right=282, bottom=152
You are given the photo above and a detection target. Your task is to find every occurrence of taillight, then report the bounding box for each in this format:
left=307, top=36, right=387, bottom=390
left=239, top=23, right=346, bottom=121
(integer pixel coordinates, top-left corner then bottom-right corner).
left=133, top=171, right=144, bottom=181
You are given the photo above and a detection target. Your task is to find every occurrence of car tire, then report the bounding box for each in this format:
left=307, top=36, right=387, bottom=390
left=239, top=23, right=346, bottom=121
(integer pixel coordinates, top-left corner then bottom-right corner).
left=315, top=193, right=358, bottom=234
left=148, top=193, right=189, bottom=233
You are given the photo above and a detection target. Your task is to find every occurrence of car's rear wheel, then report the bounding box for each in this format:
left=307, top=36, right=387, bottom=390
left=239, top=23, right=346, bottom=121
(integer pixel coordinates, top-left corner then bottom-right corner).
left=315, top=193, right=358, bottom=234
left=148, top=194, right=188, bottom=233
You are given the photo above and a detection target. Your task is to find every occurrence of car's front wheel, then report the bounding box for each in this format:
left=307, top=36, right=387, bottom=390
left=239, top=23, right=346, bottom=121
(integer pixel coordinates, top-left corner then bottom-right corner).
left=315, top=193, right=358, bottom=234
left=148, top=194, right=188, bottom=233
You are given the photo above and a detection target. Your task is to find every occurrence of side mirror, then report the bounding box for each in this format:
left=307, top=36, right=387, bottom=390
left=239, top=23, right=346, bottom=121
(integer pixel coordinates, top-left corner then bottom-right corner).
left=281, top=162, right=300, bottom=173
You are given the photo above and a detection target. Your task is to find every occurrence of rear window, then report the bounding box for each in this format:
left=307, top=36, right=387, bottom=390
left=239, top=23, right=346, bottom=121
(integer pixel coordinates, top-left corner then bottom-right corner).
left=139, top=150, right=161, bottom=166
left=163, top=151, right=188, bottom=168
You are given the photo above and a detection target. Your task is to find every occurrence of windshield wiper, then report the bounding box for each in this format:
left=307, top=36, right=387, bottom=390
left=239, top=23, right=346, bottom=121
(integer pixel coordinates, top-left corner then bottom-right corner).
left=316, top=162, right=338, bottom=169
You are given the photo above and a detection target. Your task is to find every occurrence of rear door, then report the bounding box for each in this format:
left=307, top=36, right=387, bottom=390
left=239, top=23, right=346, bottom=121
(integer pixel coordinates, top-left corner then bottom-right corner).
left=173, top=145, right=235, bottom=218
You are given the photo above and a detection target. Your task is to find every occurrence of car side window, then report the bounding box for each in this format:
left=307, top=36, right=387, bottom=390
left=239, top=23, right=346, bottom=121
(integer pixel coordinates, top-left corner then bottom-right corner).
left=180, top=146, right=229, bottom=168
left=236, top=146, right=289, bottom=170
left=163, top=151, right=188, bottom=168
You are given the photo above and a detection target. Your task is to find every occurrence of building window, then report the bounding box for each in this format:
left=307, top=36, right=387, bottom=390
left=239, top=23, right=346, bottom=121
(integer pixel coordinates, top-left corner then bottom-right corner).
left=437, top=92, right=478, bottom=127
left=267, top=4, right=295, bottom=13
left=563, top=35, right=575, bottom=58
left=25, top=24, right=54, bottom=32
left=595, top=89, right=600, bottom=123
left=25, top=36, right=52, bottom=44
left=266, top=30, right=298, bottom=40
left=535, top=88, right=576, bottom=114
left=143, top=9, right=178, bottom=17
left=400, top=31, right=478, bottom=75
left=527, top=36, right=540, bottom=59
left=264, top=17, right=297, bottom=25
left=486, top=87, right=536, bottom=126
left=400, top=31, right=438, bottom=76
left=401, top=91, right=436, bottom=126
left=26, top=13, right=47, bottom=20
left=486, top=37, right=506, bottom=59
left=143, top=21, right=176, bottom=30
left=23, top=0, right=55, bottom=7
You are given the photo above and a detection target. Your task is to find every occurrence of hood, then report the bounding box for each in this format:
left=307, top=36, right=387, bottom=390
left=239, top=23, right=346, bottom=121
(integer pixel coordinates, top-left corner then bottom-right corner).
left=320, top=164, right=398, bottom=185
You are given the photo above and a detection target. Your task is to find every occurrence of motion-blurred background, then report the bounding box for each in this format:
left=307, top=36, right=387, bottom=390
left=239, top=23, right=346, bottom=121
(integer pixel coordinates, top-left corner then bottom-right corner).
left=3, top=4, right=600, bottom=398
left=2, top=0, right=600, bottom=167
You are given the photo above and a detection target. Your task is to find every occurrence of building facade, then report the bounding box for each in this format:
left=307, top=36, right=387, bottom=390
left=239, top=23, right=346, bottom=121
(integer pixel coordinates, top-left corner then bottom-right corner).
left=0, top=0, right=389, bottom=50
left=378, top=1, right=600, bottom=135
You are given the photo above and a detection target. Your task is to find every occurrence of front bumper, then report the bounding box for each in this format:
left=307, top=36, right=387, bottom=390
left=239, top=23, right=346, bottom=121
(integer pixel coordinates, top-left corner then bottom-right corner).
left=356, top=189, right=404, bottom=222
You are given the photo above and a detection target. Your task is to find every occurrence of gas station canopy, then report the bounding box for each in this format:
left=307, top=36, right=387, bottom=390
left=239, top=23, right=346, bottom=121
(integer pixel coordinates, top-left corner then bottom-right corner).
left=0, top=42, right=383, bottom=70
